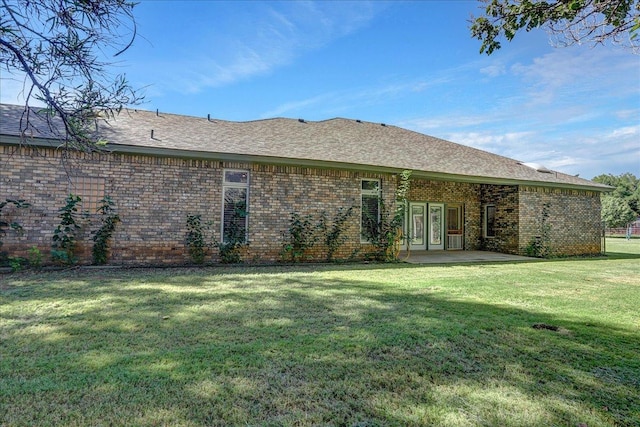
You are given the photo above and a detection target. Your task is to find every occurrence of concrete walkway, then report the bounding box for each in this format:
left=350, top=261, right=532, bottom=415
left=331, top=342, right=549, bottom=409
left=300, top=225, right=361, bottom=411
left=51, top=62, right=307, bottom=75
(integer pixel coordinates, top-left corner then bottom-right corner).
left=399, top=250, right=533, bottom=264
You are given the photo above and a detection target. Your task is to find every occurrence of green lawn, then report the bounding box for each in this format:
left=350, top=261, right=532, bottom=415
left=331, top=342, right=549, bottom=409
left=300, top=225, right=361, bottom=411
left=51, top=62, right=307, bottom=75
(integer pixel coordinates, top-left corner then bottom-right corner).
left=1, top=239, right=639, bottom=427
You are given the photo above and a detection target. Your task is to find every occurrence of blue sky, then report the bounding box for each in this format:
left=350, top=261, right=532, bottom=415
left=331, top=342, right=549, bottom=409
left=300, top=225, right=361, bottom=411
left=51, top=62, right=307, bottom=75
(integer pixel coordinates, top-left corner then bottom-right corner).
left=2, top=1, right=639, bottom=179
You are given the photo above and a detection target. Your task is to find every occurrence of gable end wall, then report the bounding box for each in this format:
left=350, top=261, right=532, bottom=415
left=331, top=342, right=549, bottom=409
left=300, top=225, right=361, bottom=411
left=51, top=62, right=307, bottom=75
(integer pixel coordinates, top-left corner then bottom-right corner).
left=519, top=186, right=602, bottom=256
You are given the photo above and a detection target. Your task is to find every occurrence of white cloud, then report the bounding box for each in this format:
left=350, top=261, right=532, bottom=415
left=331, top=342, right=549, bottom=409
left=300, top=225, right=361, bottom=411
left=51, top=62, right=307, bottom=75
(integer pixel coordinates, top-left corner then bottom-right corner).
left=439, top=124, right=640, bottom=179
left=479, top=63, right=506, bottom=77
left=154, top=1, right=380, bottom=94
left=555, top=131, right=639, bottom=177
left=261, top=76, right=454, bottom=119
left=614, top=109, right=640, bottom=120
left=510, top=47, right=640, bottom=106
left=442, top=131, right=537, bottom=158
left=401, top=114, right=501, bottom=132
left=1, top=74, right=29, bottom=104
left=609, top=125, right=640, bottom=138
left=181, top=44, right=287, bottom=93
left=261, top=93, right=335, bottom=118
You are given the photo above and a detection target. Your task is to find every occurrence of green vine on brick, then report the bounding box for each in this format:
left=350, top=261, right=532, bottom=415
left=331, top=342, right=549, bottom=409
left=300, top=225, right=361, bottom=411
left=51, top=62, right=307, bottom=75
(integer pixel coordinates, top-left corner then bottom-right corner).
left=0, top=198, right=31, bottom=265
left=362, top=198, right=402, bottom=262
left=319, top=206, right=354, bottom=262
left=185, top=213, right=210, bottom=264
left=281, top=212, right=320, bottom=262
left=395, top=170, right=412, bottom=255
left=214, top=204, right=248, bottom=264
left=525, top=202, right=553, bottom=258
left=92, top=196, right=121, bottom=265
left=51, top=194, right=83, bottom=265
left=362, top=170, right=412, bottom=262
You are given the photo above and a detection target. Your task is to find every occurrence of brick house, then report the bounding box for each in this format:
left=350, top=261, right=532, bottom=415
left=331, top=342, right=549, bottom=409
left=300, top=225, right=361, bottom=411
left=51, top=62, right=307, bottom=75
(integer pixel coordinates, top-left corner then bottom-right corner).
left=0, top=104, right=609, bottom=265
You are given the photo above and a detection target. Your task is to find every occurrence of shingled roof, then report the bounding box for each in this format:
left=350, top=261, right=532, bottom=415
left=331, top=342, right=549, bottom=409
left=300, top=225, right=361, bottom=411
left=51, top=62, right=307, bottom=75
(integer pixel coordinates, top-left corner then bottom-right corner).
left=0, top=104, right=609, bottom=191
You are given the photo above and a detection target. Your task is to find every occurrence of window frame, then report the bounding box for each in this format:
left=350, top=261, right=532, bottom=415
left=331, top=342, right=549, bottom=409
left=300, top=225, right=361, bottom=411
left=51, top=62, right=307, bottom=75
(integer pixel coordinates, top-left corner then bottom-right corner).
left=221, top=169, right=249, bottom=244
left=447, top=204, right=463, bottom=235
left=484, top=204, right=497, bottom=238
left=360, top=178, right=381, bottom=243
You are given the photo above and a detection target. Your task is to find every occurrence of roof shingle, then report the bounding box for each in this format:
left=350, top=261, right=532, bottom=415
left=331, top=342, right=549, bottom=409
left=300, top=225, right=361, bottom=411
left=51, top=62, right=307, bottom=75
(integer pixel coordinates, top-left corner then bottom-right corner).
left=0, top=104, right=609, bottom=190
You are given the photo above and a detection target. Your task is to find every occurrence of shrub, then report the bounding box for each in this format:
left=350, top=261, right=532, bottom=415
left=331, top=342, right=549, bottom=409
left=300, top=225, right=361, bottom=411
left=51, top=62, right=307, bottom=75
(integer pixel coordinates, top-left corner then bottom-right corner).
left=8, top=256, right=26, bottom=272
left=362, top=170, right=412, bottom=262
left=51, top=194, right=83, bottom=265
left=92, top=196, right=121, bottom=265
left=27, top=246, right=42, bottom=269
left=281, top=213, right=320, bottom=262
left=362, top=198, right=404, bottom=262
left=215, top=206, right=247, bottom=264
left=185, top=214, right=210, bottom=264
left=319, top=206, right=354, bottom=262
left=0, top=199, right=31, bottom=265
left=215, top=239, right=245, bottom=264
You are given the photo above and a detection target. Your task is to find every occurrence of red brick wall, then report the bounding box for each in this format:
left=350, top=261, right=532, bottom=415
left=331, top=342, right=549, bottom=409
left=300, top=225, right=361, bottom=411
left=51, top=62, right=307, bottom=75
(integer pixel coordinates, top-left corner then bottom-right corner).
left=479, top=184, right=520, bottom=254
left=1, top=144, right=603, bottom=264
left=1, top=145, right=395, bottom=265
left=519, top=186, right=602, bottom=256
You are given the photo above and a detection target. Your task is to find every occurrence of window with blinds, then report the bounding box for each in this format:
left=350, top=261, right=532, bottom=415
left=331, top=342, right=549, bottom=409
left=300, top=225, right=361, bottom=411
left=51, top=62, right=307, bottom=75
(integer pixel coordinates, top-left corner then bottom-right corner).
left=361, top=179, right=380, bottom=242
left=222, top=170, right=249, bottom=243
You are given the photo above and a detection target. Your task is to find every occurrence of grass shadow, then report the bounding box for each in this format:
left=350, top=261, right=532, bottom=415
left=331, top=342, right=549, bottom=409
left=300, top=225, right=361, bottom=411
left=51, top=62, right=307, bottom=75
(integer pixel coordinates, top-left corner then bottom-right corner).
left=1, top=261, right=639, bottom=426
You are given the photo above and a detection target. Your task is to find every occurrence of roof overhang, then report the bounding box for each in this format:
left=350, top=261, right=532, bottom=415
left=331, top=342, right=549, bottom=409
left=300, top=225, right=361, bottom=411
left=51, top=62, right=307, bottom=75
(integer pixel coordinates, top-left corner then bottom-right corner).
left=0, top=135, right=613, bottom=193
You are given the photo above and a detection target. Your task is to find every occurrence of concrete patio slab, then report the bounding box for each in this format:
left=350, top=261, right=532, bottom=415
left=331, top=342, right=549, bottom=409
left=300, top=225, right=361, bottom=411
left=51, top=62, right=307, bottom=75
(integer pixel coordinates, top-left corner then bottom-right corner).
left=399, top=250, right=533, bottom=264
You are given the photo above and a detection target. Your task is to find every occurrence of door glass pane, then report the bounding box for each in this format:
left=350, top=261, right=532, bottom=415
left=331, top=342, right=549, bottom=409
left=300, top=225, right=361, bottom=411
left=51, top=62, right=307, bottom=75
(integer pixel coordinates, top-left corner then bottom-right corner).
left=447, top=206, right=461, bottom=234
left=430, top=206, right=442, bottom=246
left=411, top=205, right=424, bottom=246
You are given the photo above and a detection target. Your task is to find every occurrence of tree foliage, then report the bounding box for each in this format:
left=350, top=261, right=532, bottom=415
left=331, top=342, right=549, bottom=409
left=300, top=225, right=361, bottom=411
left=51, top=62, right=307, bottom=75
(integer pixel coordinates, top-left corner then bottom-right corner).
left=0, top=0, right=143, bottom=150
left=601, top=195, right=637, bottom=227
left=594, top=172, right=639, bottom=228
left=593, top=172, right=640, bottom=214
left=471, top=0, right=640, bottom=54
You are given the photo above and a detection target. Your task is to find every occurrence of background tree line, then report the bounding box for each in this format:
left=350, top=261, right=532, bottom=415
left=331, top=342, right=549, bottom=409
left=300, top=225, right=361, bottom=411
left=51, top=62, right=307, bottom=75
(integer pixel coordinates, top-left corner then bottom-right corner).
left=593, top=172, right=640, bottom=229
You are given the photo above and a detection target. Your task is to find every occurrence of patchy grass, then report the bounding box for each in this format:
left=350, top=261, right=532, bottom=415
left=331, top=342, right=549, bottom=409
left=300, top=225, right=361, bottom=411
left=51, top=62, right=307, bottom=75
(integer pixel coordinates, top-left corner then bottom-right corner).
left=1, top=240, right=639, bottom=426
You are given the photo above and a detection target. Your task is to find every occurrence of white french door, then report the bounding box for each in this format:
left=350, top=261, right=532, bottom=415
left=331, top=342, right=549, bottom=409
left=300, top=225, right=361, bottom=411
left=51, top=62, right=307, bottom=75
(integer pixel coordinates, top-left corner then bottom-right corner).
left=428, top=203, right=445, bottom=250
left=408, top=202, right=445, bottom=250
left=409, top=203, right=426, bottom=250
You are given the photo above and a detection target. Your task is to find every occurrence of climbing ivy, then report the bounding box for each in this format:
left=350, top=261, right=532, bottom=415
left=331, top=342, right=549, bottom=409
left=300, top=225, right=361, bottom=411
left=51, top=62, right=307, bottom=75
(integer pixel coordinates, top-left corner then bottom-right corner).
left=362, top=170, right=412, bottom=262
left=281, top=212, right=320, bottom=262
left=214, top=203, right=247, bottom=264
left=51, top=194, right=83, bottom=265
left=185, top=213, right=210, bottom=264
left=525, top=202, right=553, bottom=258
left=318, top=206, right=354, bottom=262
left=92, top=196, right=121, bottom=265
left=0, top=198, right=31, bottom=265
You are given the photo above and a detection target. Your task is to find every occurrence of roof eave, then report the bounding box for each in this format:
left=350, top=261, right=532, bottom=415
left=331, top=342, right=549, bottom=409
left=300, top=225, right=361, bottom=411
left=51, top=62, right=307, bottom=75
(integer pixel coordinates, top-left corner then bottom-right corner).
left=0, top=136, right=612, bottom=193
left=410, top=170, right=611, bottom=192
